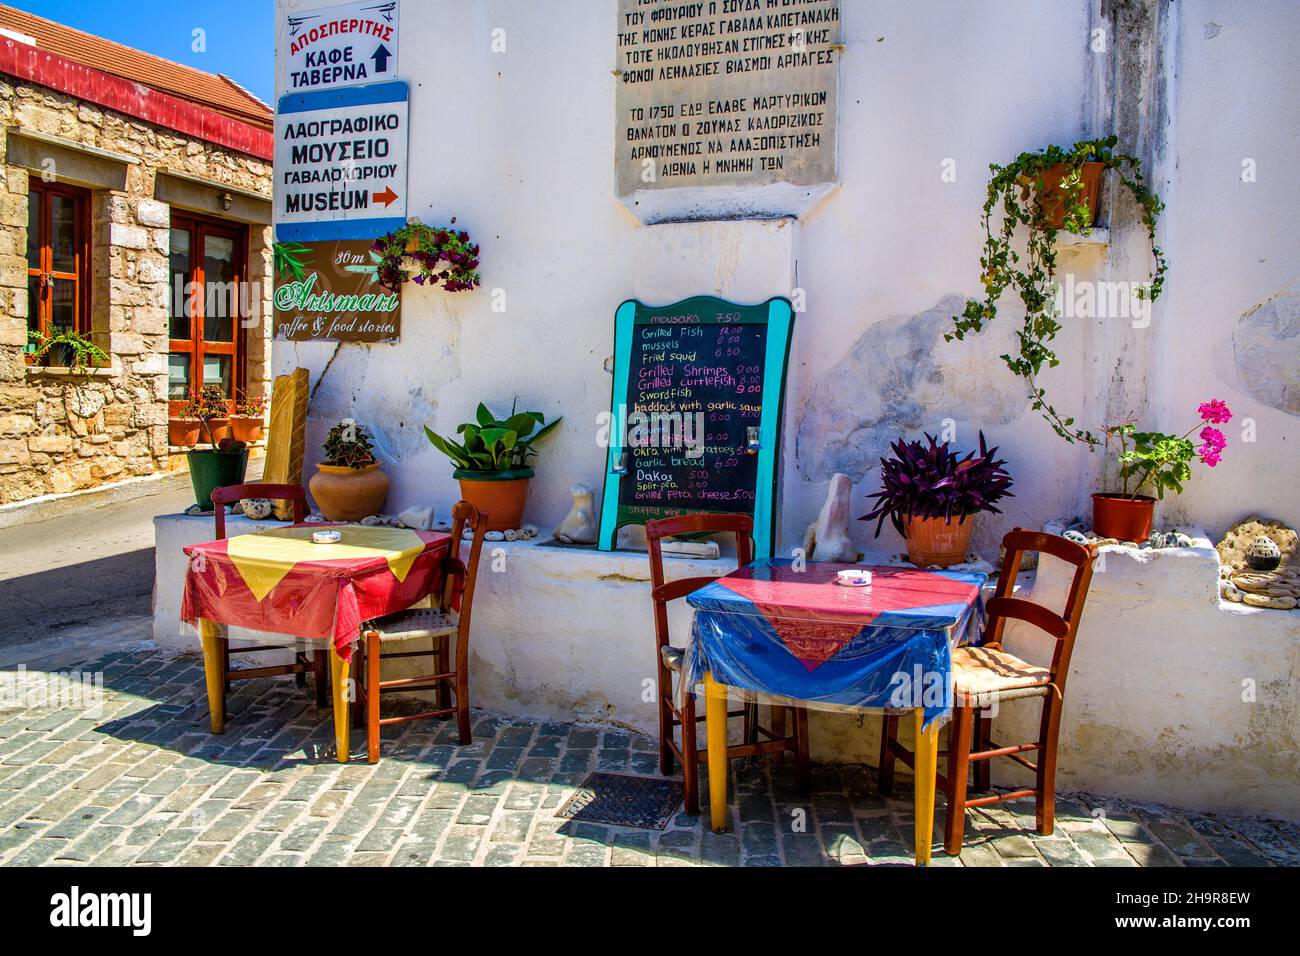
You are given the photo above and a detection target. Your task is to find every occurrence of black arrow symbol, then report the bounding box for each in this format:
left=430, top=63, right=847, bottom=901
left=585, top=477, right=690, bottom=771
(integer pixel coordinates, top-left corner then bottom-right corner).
left=370, top=43, right=392, bottom=73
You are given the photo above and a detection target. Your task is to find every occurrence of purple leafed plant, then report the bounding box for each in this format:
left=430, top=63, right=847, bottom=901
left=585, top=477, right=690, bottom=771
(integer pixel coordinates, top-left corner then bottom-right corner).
left=860, top=432, right=1015, bottom=538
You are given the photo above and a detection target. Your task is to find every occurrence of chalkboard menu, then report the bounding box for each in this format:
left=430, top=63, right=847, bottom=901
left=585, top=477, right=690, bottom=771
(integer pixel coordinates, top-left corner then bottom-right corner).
left=598, top=296, right=794, bottom=559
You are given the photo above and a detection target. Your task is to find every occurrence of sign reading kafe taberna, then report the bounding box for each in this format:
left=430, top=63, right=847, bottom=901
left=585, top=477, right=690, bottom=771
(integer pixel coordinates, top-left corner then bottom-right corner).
left=272, top=239, right=400, bottom=343
left=284, top=0, right=400, bottom=93
left=274, top=80, right=409, bottom=242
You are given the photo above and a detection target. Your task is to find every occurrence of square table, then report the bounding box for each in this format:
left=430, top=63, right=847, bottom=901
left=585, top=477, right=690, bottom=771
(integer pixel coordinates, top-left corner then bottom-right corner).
left=685, top=558, right=987, bottom=865
left=182, top=525, right=452, bottom=762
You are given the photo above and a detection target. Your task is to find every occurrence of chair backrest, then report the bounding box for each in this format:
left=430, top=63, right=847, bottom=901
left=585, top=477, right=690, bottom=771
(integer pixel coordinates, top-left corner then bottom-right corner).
left=441, top=500, right=489, bottom=635
left=985, top=528, right=1096, bottom=693
left=210, top=483, right=307, bottom=539
left=644, top=513, right=754, bottom=652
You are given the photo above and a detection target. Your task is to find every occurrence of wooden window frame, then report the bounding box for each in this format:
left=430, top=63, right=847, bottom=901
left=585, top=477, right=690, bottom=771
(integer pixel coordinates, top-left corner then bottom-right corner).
left=25, top=181, right=92, bottom=363
left=167, top=212, right=249, bottom=417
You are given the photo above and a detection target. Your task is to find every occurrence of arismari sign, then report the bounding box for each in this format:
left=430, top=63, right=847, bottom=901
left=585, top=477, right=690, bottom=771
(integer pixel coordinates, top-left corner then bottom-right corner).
left=273, top=239, right=401, bottom=343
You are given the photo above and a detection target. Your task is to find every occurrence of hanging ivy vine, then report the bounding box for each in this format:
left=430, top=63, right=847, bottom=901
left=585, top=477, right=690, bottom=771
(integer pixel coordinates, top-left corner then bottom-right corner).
left=947, top=135, right=1167, bottom=445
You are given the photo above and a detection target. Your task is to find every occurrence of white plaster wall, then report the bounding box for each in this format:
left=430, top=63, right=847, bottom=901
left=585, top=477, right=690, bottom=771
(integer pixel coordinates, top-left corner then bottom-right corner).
left=273, top=0, right=1118, bottom=555
left=1153, top=0, right=1300, bottom=538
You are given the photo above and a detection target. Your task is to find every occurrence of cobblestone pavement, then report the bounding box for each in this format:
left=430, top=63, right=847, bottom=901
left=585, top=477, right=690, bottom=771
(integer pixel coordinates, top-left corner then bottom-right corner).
left=1, top=644, right=1297, bottom=868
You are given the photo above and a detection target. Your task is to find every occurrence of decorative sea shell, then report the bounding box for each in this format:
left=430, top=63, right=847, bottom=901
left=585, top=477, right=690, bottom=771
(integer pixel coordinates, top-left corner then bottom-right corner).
left=241, top=498, right=274, bottom=521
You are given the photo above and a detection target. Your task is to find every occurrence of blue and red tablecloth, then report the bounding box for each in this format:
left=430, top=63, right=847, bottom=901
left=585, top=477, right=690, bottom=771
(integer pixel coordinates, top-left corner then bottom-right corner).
left=685, top=559, right=987, bottom=727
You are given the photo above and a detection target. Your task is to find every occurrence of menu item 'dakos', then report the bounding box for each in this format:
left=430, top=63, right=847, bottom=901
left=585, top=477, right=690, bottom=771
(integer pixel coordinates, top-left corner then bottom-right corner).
left=598, top=296, right=795, bottom=559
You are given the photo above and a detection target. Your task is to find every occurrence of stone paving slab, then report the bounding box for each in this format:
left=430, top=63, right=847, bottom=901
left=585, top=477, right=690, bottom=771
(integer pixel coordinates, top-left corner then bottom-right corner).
left=0, top=645, right=1297, bottom=867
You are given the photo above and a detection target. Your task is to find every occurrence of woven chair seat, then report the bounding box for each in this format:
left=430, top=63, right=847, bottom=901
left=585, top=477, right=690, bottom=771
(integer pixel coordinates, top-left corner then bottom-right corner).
left=952, top=644, right=1051, bottom=705
left=362, top=608, right=458, bottom=642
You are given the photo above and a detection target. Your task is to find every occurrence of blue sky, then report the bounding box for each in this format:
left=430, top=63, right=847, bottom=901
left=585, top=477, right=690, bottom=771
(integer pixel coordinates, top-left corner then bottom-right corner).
left=12, top=0, right=274, bottom=104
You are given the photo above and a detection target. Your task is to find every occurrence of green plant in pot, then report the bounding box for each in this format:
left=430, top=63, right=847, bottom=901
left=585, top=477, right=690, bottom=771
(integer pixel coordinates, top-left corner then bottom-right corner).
left=860, top=432, right=1014, bottom=568
left=1091, top=399, right=1232, bottom=542
left=29, top=329, right=109, bottom=371
left=948, top=136, right=1167, bottom=447
left=309, top=419, right=390, bottom=522
left=185, top=385, right=247, bottom=511
left=425, top=402, right=561, bottom=532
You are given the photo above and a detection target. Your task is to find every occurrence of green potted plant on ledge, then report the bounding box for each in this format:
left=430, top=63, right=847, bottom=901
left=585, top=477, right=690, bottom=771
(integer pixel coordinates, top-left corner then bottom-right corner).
left=309, top=419, right=390, bottom=522
left=1092, top=399, right=1232, bottom=541
left=28, top=329, right=109, bottom=371
left=860, top=432, right=1014, bottom=568
left=425, top=402, right=561, bottom=532
left=186, top=385, right=248, bottom=511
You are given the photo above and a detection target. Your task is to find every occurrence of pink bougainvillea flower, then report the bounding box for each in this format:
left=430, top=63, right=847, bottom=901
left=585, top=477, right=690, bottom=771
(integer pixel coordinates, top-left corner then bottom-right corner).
left=1197, top=399, right=1233, bottom=424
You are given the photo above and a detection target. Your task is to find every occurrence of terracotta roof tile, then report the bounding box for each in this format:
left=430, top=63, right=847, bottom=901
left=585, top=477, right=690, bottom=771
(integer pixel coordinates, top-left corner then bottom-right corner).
left=0, top=3, right=271, bottom=129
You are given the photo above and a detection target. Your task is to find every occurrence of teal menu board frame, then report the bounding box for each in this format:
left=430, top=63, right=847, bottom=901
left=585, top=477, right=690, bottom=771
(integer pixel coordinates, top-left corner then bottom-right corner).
left=597, top=295, right=795, bottom=560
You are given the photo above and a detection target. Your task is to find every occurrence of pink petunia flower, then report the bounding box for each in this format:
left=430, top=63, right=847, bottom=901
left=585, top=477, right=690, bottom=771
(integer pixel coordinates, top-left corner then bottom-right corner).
left=1198, top=399, right=1233, bottom=425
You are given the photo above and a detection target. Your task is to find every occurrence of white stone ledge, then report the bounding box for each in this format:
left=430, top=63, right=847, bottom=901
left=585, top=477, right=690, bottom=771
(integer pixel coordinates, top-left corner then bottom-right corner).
left=1056, top=227, right=1110, bottom=248
left=24, top=364, right=121, bottom=381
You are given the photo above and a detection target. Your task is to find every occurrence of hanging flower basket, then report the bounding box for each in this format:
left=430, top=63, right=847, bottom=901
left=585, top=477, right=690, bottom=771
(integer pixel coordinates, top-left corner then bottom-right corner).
left=373, top=220, right=482, bottom=293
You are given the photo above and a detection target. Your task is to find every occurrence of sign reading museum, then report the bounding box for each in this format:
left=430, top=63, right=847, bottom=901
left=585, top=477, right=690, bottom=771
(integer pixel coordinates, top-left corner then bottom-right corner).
left=615, top=0, right=841, bottom=198
left=274, top=80, right=409, bottom=242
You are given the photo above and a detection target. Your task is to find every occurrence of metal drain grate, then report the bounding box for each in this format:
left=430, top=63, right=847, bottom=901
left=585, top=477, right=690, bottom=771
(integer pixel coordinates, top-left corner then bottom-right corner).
left=556, top=772, right=684, bottom=830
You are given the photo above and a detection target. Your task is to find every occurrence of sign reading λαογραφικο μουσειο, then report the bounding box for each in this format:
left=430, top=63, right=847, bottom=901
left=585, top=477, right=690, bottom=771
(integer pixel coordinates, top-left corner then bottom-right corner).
left=274, top=80, right=409, bottom=242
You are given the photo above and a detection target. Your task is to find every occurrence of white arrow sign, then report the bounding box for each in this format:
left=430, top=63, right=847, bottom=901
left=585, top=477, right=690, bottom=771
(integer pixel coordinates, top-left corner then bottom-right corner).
left=284, top=0, right=400, bottom=94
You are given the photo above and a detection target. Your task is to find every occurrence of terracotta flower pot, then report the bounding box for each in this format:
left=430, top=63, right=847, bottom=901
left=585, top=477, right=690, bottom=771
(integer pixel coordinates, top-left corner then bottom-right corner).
left=1092, top=493, right=1155, bottom=542
left=169, top=417, right=201, bottom=448
left=309, top=462, right=390, bottom=522
left=200, top=418, right=232, bottom=445
left=454, top=467, right=533, bottom=532
left=1039, top=161, right=1104, bottom=229
left=904, top=514, right=973, bottom=568
left=229, top=415, right=265, bottom=443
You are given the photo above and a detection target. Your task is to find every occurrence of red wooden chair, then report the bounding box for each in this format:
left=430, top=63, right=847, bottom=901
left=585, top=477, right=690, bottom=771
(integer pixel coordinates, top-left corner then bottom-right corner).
left=646, top=513, right=810, bottom=815
left=209, top=483, right=326, bottom=708
left=358, top=501, right=489, bottom=763
left=878, top=528, right=1096, bottom=856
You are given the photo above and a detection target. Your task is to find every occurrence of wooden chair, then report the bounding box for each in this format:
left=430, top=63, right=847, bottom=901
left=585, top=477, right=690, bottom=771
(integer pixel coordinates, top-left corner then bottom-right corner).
left=358, top=501, right=489, bottom=763
left=646, top=513, right=810, bottom=816
left=209, top=483, right=327, bottom=709
left=878, top=528, right=1096, bottom=856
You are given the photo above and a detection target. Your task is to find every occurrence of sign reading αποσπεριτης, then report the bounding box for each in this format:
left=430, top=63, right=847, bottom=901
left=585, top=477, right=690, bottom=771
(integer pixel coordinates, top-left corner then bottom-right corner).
left=283, top=0, right=400, bottom=93
left=274, top=80, right=409, bottom=242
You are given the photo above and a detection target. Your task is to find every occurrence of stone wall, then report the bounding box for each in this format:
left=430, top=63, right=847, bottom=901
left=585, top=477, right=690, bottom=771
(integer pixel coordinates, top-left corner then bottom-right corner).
left=0, top=75, right=273, bottom=506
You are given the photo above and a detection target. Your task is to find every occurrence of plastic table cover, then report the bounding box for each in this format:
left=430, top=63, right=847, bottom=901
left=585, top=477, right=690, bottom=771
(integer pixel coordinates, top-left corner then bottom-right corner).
left=685, top=559, right=987, bottom=728
left=182, top=525, right=451, bottom=661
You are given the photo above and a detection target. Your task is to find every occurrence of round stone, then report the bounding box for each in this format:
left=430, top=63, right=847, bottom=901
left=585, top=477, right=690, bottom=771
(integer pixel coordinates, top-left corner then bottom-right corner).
left=1245, top=534, right=1283, bottom=571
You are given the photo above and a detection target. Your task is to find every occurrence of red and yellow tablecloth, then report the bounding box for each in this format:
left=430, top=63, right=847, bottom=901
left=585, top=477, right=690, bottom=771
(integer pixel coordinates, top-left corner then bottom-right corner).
left=182, top=525, right=451, bottom=659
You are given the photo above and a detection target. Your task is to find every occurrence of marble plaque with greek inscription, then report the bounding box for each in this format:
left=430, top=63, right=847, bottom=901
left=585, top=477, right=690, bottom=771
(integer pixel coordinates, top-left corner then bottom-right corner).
left=615, top=0, right=841, bottom=201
